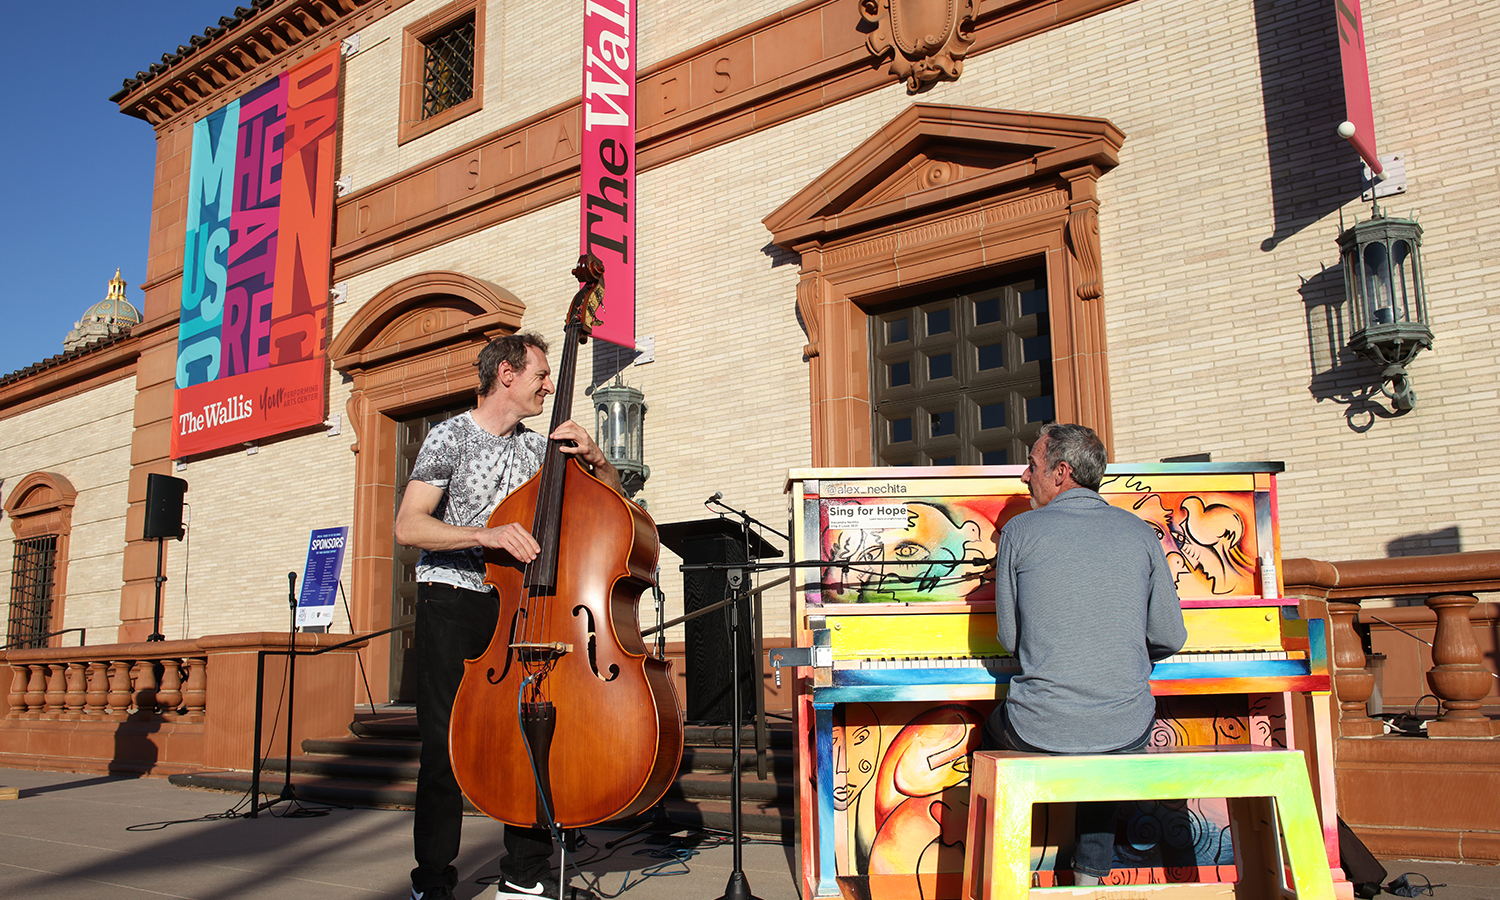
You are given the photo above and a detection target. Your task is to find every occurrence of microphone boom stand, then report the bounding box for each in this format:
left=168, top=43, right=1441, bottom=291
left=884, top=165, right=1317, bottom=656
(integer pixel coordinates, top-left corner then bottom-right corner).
left=705, top=495, right=777, bottom=900
left=248, top=571, right=332, bottom=818
left=716, top=562, right=761, bottom=900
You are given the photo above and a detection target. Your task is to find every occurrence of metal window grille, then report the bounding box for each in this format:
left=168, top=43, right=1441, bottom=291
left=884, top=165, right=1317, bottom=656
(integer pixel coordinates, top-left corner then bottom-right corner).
left=421, top=18, right=476, bottom=119
left=8, top=534, right=57, bottom=650
left=870, top=268, right=1053, bottom=467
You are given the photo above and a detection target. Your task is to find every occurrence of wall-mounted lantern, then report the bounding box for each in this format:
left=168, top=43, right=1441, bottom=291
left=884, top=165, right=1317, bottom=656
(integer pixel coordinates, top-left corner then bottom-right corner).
left=1337, top=212, right=1432, bottom=410
left=593, top=375, right=649, bottom=497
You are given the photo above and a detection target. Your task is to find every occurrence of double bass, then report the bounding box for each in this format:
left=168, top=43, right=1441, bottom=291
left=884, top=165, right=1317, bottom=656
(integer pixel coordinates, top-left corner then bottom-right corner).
left=449, top=255, right=683, bottom=829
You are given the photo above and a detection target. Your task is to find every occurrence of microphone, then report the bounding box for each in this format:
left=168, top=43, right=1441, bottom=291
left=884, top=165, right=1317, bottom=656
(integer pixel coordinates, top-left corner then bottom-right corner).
left=707, top=491, right=723, bottom=504
left=288, top=571, right=298, bottom=610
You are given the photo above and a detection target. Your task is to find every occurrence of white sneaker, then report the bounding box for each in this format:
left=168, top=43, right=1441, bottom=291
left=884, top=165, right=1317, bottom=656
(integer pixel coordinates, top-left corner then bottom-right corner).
left=495, top=874, right=597, bottom=900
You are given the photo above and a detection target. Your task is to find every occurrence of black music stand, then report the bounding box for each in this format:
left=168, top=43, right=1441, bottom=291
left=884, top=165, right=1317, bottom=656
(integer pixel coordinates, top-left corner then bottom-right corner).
left=658, top=518, right=781, bottom=724
left=661, top=516, right=780, bottom=900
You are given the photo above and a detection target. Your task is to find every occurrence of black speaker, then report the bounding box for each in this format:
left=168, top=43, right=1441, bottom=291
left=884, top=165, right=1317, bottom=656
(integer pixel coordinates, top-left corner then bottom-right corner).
left=143, top=473, right=188, bottom=541
left=658, top=518, right=782, bottom=725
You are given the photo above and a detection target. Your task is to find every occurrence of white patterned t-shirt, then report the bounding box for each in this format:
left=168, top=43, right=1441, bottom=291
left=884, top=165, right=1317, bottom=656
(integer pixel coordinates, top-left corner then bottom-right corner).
left=407, top=412, right=548, bottom=591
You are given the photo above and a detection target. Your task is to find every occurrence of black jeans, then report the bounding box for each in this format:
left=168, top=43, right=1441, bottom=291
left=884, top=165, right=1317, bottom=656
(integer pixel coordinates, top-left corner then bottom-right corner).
left=980, top=701, right=1151, bottom=879
left=411, top=582, right=552, bottom=892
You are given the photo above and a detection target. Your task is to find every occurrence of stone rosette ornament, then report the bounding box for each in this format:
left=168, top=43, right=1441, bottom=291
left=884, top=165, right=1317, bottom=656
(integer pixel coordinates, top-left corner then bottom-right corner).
left=861, top=0, right=978, bottom=92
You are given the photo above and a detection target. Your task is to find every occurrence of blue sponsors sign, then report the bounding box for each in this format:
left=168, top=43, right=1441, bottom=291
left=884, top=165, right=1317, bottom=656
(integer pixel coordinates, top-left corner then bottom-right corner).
left=296, top=526, right=348, bottom=628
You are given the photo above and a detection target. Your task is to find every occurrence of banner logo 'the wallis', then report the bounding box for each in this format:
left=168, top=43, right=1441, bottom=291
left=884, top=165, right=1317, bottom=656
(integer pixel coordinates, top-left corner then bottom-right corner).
left=178, top=394, right=253, bottom=435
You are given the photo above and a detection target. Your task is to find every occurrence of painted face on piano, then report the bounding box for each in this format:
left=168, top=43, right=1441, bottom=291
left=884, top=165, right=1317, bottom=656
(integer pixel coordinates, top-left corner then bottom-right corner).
left=832, top=717, right=879, bottom=810
left=822, top=501, right=991, bottom=603
left=1127, top=493, right=1257, bottom=596
left=1174, top=496, right=1255, bottom=595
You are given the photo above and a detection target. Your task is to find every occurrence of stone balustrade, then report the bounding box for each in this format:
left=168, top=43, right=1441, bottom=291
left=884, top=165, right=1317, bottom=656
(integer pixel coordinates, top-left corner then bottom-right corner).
left=1285, top=552, right=1500, bottom=740
left=0, top=632, right=366, bottom=775
left=6, top=640, right=206, bottom=724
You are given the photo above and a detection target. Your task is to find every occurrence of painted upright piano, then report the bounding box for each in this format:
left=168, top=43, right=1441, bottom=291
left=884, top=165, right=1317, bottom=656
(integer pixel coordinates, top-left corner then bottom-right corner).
left=781, top=463, right=1340, bottom=900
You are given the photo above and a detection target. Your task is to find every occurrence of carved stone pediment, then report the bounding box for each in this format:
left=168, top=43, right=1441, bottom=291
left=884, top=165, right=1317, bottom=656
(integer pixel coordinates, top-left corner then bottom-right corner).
left=764, top=104, right=1125, bottom=250
left=861, top=0, right=978, bottom=92
left=854, top=146, right=1032, bottom=213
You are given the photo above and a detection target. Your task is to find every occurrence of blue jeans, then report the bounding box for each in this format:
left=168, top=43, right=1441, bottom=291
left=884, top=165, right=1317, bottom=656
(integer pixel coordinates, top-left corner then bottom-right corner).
left=411, top=582, right=553, bottom=892
left=980, top=702, right=1151, bottom=879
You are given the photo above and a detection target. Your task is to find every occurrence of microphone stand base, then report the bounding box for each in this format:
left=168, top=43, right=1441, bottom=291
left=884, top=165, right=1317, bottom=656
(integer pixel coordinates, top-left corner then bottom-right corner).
left=715, top=870, right=763, bottom=900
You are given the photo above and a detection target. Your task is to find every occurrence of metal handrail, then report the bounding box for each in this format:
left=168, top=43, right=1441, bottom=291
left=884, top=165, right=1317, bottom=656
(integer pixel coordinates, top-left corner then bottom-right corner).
left=0, top=627, right=86, bottom=652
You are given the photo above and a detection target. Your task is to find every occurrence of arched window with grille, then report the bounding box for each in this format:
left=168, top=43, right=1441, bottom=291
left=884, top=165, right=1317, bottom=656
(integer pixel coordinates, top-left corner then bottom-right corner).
left=4, top=472, right=76, bottom=649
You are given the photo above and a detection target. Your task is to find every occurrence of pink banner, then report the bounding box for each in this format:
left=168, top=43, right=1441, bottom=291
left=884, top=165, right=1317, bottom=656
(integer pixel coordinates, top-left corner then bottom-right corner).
left=579, top=0, right=636, bottom=349
left=1335, top=0, right=1382, bottom=175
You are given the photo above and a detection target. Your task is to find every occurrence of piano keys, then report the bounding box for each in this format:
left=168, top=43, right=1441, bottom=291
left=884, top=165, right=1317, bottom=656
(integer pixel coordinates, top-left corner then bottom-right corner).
left=782, top=463, right=1339, bottom=900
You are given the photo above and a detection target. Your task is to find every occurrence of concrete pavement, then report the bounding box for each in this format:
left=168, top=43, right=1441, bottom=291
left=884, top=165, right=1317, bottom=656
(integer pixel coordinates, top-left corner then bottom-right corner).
left=0, top=768, right=798, bottom=900
left=1, top=767, right=1495, bottom=899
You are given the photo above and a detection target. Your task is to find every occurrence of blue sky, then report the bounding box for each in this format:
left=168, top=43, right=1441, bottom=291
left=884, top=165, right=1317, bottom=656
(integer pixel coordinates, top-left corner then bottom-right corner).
left=0, top=2, right=232, bottom=377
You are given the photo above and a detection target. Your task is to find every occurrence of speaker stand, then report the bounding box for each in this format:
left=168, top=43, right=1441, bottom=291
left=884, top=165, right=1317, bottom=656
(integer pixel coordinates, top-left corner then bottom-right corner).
left=147, top=537, right=166, bottom=642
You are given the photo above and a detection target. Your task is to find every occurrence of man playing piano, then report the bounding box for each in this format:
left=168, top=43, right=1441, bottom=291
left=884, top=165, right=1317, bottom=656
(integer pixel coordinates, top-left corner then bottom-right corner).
left=982, top=423, right=1187, bottom=885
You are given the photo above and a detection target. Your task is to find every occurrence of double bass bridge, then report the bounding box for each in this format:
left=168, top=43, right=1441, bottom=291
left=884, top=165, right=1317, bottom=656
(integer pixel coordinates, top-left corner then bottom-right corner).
left=512, top=641, right=573, bottom=663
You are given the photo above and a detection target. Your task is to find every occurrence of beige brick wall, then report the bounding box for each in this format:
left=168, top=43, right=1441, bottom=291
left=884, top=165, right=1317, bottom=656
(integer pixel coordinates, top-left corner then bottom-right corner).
left=982, top=0, right=1500, bottom=561
left=339, top=0, right=804, bottom=194
left=692, top=0, right=1500, bottom=563
left=0, top=377, right=135, bottom=641
left=156, top=399, right=359, bottom=639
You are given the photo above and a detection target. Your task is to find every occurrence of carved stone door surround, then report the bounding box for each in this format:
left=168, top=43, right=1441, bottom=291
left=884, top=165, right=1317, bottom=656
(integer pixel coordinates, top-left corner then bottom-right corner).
left=328, top=271, right=525, bottom=701
left=763, top=103, right=1124, bottom=466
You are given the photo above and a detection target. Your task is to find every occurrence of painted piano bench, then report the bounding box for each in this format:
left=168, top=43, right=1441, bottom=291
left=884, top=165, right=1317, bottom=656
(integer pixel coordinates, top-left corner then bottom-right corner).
left=962, top=746, right=1335, bottom=900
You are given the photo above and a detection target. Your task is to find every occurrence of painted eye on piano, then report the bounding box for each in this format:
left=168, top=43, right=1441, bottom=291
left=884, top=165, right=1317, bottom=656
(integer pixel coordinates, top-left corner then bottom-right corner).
left=892, top=541, right=927, bottom=560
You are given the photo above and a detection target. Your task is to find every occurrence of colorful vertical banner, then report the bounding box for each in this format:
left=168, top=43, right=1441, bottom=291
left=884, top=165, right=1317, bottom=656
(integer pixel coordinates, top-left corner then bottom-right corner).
left=172, top=45, right=342, bottom=457
left=579, top=0, right=636, bottom=349
left=1334, top=0, right=1382, bottom=175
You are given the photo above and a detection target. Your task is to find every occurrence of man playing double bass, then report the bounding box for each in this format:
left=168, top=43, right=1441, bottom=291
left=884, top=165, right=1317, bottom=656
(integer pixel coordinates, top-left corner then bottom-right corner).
left=395, top=331, right=618, bottom=900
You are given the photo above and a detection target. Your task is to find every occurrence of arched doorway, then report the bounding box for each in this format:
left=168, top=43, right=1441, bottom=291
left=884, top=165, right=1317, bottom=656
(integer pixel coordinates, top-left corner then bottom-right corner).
left=329, top=271, right=525, bottom=702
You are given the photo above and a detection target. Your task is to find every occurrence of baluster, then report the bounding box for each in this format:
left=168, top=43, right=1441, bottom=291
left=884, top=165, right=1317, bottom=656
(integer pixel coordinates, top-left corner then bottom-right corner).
left=63, top=662, right=87, bottom=720
left=7, top=665, right=28, bottom=719
left=84, top=661, right=109, bottom=718
left=157, top=659, right=183, bottom=720
left=25, top=664, right=46, bottom=717
left=131, top=660, right=159, bottom=720
left=1326, top=601, right=1382, bottom=737
left=106, top=660, right=132, bottom=719
left=181, top=657, right=207, bottom=722
left=43, top=663, right=67, bottom=720
left=1424, top=594, right=1500, bottom=738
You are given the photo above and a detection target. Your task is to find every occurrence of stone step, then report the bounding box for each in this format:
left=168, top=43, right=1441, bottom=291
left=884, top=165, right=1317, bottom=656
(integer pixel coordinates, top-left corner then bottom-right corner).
left=302, top=736, right=421, bottom=759
left=170, top=714, right=796, bottom=841
left=657, top=798, right=793, bottom=842
left=169, top=769, right=793, bottom=841
left=170, top=770, right=425, bottom=811
left=665, top=770, right=792, bottom=804
left=680, top=745, right=795, bottom=775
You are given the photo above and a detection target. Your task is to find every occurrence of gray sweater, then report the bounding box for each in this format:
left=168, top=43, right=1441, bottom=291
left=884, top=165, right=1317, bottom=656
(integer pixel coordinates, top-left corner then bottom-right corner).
left=994, top=487, right=1187, bottom=752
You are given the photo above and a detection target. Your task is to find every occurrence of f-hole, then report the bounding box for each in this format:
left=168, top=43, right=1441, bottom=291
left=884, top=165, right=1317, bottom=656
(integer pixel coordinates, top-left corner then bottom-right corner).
left=572, top=604, right=619, bottom=682
left=486, top=608, right=524, bottom=684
